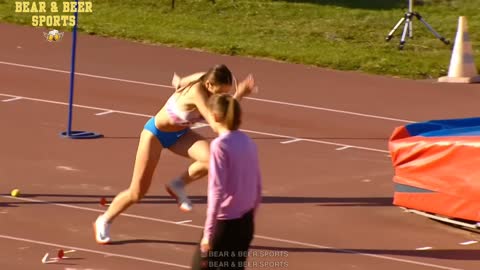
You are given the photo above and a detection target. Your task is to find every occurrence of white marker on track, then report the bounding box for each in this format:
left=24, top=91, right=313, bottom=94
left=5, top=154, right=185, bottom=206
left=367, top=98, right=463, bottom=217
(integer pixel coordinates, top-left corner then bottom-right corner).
left=415, top=247, right=432, bottom=250
left=460, top=240, right=477, bottom=245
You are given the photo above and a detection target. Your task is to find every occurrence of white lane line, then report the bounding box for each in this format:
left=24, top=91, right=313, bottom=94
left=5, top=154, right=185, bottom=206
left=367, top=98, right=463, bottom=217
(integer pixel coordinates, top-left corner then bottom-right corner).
left=0, top=93, right=152, bottom=118
left=0, top=234, right=189, bottom=268
left=2, top=196, right=466, bottom=270
left=280, top=138, right=302, bottom=144
left=95, top=110, right=114, bottom=116
left=459, top=240, right=478, bottom=246
left=0, top=60, right=415, bottom=123
left=2, top=96, right=22, bottom=102
left=336, top=146, right=351, bottom=151
left=241, top=128, right=389, bottom=153
left=0, top=61, right=167, bottom=88
left=56, top=166, right=79, bottom=172
left=0, top=93, right=389, bottom=154
left=174, top=220, right=192, bottom=225
left=415, top=247, right=433, bottom=250
left=246, top=96, right=415, bottom=123
left=191, top=123, right=209, bottom=130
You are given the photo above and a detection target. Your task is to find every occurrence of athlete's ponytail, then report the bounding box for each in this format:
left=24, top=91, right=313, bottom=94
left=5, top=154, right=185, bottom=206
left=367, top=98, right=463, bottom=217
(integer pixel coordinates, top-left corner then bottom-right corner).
left=176, top=74, right=206, bottom=94
left=177, top=64, right=232, bottom=94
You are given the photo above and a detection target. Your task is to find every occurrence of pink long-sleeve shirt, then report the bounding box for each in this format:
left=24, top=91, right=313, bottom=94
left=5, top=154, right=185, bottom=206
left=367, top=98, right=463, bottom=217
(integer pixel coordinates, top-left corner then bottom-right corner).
left=203, top=130, right=262, bottom=241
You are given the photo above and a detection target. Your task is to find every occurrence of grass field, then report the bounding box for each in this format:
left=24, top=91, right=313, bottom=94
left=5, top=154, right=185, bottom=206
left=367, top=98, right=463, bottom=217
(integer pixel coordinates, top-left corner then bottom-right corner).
left=1, top=0, right=479, bottom=79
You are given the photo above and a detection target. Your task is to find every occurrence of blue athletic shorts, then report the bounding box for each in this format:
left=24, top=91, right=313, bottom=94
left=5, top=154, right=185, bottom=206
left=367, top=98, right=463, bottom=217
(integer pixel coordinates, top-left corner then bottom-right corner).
left=143, top=117, right=189, bottom=148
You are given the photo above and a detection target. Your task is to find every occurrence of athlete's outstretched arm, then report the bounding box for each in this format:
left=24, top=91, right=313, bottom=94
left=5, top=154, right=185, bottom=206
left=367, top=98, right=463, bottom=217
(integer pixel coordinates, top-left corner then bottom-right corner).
left=233, top=74, right=258, bottom=101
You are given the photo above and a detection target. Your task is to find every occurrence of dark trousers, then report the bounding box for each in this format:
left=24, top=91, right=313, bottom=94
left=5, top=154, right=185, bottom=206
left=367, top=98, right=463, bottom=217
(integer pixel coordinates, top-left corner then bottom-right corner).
left=192, top=210, right=254, bottom=270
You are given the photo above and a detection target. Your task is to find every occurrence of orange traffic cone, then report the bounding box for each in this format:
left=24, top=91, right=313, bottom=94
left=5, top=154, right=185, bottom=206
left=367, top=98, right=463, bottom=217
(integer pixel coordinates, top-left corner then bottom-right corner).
left=438, top=16, right=480, bottom=83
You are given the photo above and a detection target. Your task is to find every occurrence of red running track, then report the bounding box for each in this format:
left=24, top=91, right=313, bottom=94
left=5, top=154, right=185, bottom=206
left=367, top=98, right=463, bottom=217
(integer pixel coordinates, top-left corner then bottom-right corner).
left=1, top=23, right=480, bottom=270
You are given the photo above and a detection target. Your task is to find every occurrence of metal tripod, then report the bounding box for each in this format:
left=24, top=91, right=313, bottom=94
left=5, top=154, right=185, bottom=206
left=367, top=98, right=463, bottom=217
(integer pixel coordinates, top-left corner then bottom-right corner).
left=385, top=0, right=450, bottom=49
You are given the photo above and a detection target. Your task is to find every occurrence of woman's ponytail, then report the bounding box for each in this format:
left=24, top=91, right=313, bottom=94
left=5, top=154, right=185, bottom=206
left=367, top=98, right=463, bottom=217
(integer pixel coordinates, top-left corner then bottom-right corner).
left=210, top=94, right=241, bottom=131
left=226, top=97, right=235, bottom=130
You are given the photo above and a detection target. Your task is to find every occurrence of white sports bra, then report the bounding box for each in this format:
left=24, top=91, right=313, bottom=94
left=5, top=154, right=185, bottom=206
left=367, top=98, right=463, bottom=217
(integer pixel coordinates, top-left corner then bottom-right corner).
left=165, top=94, right=203, bottom=126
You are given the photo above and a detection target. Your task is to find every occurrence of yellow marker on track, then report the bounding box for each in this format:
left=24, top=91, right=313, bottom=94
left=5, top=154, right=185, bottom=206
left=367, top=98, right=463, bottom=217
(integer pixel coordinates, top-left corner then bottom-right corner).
left=10, top=189, right=20, bottom=197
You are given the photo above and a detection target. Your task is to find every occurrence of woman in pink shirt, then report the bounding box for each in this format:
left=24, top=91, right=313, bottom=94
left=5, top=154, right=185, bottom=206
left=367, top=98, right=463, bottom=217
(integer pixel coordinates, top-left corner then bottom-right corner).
left=192, top=93, right=262, bottom=270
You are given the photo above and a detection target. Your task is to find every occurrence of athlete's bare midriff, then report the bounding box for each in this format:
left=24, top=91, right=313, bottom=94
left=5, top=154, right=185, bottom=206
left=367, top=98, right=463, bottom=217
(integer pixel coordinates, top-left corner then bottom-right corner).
left=153, top=107, right=190, bottom=132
